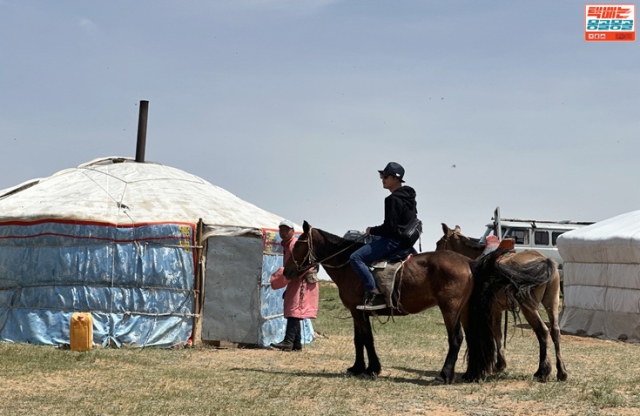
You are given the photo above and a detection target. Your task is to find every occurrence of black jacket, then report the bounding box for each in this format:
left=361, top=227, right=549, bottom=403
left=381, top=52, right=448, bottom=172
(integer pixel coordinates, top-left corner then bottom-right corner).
left=369, top=186, right=418, bottom=245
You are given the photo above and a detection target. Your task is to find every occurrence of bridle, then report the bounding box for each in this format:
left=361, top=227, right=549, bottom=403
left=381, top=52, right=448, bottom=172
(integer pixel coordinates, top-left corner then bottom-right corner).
left=439, top=231, right=487, bottom=259
left=291, top=227, right=361, bottom=274
left=437, top=233, right=452, bottom=251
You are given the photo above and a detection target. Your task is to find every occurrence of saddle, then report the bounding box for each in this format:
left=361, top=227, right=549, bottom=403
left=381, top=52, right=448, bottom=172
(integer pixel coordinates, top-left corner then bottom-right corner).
left=369, top=247, right=417, bottom=309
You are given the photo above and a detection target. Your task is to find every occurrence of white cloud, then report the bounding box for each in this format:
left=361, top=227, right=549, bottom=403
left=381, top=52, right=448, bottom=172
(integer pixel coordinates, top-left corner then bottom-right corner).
left=79, top=17, right=97, bottom=33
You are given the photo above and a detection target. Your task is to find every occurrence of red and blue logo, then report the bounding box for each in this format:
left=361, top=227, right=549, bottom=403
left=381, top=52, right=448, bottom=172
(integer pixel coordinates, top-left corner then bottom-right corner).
left=585, top=4, right=635, bottom=41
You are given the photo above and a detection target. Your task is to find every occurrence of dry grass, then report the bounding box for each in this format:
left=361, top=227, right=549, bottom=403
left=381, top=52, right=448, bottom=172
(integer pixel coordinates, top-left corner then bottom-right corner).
left=1, top=282, right=640, bottom=416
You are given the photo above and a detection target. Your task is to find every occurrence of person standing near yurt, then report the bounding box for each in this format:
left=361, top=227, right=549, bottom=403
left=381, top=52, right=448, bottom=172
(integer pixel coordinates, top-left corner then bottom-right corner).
left=270, top=220, right=319, bottom=351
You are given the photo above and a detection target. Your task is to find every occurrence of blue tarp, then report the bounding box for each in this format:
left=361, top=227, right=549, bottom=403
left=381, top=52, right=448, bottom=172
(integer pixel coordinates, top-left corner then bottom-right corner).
left=0, top=221, right=195, bottom=347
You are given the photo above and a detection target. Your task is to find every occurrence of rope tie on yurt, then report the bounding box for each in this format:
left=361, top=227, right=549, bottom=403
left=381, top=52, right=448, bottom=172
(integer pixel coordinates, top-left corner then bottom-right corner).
left=1, top=304, right=196, bottom=317
left=116, top=182, right=197, bottom=347
left=118, top=180, right=157, bottom=346
left=143, top=242, right=203, bottom=249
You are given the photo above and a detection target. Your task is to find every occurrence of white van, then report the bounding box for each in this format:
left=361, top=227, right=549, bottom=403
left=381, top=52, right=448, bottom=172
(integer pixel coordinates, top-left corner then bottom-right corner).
left=480, top=207, right=593, bottom=277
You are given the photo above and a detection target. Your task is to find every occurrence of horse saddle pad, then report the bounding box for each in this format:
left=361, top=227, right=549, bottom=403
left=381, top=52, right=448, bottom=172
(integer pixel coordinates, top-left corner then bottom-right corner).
left=369, top=252, right=413, bottom=308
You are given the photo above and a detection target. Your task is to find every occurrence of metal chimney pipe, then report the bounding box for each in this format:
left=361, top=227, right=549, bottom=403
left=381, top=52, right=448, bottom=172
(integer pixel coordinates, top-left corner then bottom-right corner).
left=135, top=100, right=149, bottom=163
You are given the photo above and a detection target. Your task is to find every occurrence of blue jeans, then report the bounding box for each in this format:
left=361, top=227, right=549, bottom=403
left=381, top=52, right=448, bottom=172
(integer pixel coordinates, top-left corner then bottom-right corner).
left=349, top=237, right=403, bottom=292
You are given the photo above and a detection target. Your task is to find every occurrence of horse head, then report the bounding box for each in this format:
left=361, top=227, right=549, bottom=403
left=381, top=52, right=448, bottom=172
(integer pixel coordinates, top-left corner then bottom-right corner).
left=435, top=223, right=485, bottom=259
left=435, top=223, right=460, bottom=251
left=283, top=220, right=316, bottom=280
left=283, top=221, right=364, bottom=279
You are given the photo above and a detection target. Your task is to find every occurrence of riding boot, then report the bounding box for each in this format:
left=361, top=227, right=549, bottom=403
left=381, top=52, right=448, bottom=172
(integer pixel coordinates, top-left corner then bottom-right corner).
left=357, top=291, right=387, bottom=311
left=291, top=318, right=302, bottom=351
left=270, top=318, right=296, bottom=351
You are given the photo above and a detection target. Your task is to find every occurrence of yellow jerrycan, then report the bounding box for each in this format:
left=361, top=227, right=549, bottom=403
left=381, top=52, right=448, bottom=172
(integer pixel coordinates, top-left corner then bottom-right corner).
left=70, top=312, right=93, bottom=351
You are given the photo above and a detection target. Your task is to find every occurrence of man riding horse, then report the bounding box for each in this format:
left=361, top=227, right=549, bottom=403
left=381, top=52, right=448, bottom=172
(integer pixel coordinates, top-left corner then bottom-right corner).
left=349, top=162, right=420, bottom=310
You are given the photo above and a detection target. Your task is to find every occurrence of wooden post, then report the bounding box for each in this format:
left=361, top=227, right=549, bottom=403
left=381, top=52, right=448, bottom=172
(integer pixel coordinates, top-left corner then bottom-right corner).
left=192, top=218, right=205, bottom=346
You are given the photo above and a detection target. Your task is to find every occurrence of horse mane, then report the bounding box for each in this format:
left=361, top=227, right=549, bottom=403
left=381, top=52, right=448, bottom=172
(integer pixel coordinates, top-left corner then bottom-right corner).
left=313, top=227, right=365, bottom=264
left=456, top=233, right=486, bottom=250
left=315, top=227, right=365, bottom=251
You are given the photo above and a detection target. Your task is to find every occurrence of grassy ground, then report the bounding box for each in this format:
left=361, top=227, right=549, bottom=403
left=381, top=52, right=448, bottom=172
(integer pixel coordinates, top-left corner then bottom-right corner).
left=1, top=282, right=640, bottom=415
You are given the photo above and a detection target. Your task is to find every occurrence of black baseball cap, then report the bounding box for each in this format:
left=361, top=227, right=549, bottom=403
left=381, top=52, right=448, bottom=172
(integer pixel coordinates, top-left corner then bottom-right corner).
left=378, top=162, right=405, bottom=182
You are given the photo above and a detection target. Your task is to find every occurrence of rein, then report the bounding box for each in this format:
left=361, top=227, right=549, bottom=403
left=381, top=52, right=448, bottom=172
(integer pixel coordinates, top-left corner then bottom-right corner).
left=440, top=232, right=485, bottom=255
left=292, top=227, right=361, bottom=273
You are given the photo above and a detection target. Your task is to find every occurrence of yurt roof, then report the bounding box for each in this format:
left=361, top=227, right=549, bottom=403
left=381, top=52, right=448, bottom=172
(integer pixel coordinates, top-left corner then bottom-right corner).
left=0, top=157, right=292, bottom=230
left=557, top=210, right=640, bottom=264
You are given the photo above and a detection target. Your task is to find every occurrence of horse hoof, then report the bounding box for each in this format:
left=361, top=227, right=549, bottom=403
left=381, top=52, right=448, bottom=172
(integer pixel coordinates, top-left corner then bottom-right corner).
left=461, top=372, right=474, bottom=383
left=346, top=367, right=364, bottom=377
left=432, top=376, right=447, bottom=385
left=557, top=372, right=568, bottom=382
left=534, top=367, right=551, bottom=381
left=534, top=373, right=550, bottom=383
left=363, top=369, right=380, bottom=380
left=361, top=373, right=377, bottom=380
left=494, top=363, right=507, bottom=373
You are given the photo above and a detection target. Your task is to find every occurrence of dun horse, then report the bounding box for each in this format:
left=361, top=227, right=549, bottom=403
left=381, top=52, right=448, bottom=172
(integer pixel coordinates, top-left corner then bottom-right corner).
left=436, top=223, right=568, bottom=382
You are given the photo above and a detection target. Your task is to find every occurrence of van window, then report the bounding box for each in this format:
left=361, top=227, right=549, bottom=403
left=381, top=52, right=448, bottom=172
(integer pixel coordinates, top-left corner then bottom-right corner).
left=505, top=228, right=529, bottom=245
left=534, top=231, right=550, bottom=246
left=552, top=231, right=564, bottom=246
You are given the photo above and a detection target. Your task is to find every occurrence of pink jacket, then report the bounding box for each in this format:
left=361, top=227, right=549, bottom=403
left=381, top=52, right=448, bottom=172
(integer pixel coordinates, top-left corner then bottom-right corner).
left=270, top=236, right=319, bottom=319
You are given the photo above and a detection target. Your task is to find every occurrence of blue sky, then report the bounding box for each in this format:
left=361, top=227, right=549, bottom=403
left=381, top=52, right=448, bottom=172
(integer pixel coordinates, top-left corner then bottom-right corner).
left=1, top=0, right=639, bottom=247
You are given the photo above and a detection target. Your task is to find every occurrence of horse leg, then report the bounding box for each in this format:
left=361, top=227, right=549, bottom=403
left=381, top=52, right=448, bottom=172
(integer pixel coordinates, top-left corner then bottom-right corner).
left=542, top=283, right=568, bottom=381
left=346, top=311, right=368, bottom=377
left=493, top=308, right=507, bottom=373
left=437, top=307, right=464, bottom=384
left=360, top=314, right=381, bottom=378
left=521, top=303, right=552, bottom=382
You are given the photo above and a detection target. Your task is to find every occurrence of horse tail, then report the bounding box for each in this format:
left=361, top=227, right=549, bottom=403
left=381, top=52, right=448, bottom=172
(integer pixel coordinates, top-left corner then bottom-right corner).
left=464, top=253, right=500, bottom=382
left=489, top=254, right=557, bottom=309
left=464, top=250, right=557, bottom=381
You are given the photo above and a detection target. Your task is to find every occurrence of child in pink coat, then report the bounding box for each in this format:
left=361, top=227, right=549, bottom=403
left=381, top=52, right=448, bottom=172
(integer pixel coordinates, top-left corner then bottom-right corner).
left=270, top=220, right=319, bottom=351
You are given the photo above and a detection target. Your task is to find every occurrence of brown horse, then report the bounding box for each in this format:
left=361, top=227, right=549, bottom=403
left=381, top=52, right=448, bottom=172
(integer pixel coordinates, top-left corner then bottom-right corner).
left=436, top=223, right=568, bottom=382
left=283, top=221, right=478, bottom=384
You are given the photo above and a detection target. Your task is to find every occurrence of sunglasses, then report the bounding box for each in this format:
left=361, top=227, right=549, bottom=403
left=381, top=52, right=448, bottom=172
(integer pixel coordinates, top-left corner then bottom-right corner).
left=380, top=174, right=392, bottom=180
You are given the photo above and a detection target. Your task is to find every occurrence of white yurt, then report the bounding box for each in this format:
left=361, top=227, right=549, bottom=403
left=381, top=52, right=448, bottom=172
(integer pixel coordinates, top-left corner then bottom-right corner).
left=557, top=210, right=640, bottom=342
left=0, top=157, right=313, bottom=348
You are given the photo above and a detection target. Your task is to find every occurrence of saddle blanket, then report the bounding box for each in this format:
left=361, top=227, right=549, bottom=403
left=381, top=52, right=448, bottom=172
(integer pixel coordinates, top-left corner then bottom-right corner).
left=369, top=256, right=411, bottom=308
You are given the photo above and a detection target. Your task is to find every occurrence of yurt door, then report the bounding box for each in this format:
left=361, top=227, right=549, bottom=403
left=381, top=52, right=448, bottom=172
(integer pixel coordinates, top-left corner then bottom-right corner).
left=201, top=235, right=263, bottom=344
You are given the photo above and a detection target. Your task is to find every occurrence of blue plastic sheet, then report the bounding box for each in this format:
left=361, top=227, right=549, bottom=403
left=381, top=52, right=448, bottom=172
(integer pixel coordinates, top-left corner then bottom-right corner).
left=0, top=221, right=194, bottom=347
